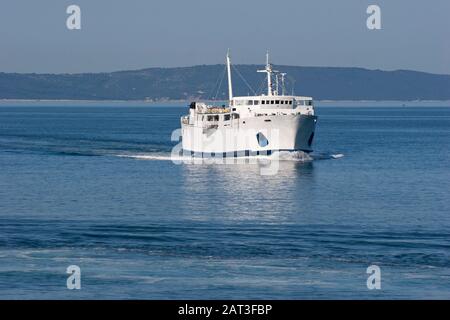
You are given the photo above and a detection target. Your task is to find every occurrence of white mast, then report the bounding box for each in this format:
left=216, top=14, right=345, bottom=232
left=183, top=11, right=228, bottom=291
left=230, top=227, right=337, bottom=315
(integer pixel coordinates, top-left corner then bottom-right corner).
left=258, top=51, right=273, bottom=96
left=226, top=49, right=233, bottom=102
left=266, top=52, right=272, bottom=96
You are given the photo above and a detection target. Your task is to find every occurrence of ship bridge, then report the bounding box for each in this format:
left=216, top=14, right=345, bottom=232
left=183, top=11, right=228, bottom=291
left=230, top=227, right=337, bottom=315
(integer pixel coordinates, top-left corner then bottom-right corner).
left=231, top=96, right=313, bottom=108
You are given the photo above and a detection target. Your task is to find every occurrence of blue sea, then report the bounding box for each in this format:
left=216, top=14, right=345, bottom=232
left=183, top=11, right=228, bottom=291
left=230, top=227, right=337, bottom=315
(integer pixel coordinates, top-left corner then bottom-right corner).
left=0, top=105, right=449, bottom=299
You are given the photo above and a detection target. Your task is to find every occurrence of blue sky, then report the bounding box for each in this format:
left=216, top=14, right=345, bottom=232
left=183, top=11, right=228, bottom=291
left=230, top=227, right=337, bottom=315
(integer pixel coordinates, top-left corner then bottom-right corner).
left=0, top=0, right=449, bottom=74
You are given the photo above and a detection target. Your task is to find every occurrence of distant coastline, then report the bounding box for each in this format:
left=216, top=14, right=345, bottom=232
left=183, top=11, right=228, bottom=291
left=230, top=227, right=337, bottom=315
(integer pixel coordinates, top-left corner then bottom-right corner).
left=1, top=99, right=450, bottom=107
left=1, top=65, right=449, bottom=102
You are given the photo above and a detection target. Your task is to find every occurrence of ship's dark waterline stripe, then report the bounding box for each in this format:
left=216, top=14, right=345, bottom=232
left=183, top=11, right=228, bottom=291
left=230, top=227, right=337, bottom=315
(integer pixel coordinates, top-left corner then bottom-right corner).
left=181, top=149, right=312, bottom=158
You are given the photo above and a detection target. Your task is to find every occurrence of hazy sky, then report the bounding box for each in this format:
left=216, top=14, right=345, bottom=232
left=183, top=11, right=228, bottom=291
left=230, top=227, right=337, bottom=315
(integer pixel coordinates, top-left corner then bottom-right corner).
left=0, top=0, right=449, bottom=74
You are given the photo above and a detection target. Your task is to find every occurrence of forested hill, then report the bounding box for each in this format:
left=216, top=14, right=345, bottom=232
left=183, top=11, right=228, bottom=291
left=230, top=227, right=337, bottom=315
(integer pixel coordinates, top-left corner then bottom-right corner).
left=1, top=65, right=449, bottom=101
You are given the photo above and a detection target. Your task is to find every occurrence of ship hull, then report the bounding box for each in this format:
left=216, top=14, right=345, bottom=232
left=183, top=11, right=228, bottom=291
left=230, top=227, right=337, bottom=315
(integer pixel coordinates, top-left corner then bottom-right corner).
left=181, top=114, right=317, bottom=157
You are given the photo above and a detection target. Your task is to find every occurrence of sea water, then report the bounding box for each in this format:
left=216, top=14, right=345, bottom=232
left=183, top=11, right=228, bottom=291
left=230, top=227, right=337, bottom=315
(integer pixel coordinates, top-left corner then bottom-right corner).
left=0, top=105, right=449, bottom=299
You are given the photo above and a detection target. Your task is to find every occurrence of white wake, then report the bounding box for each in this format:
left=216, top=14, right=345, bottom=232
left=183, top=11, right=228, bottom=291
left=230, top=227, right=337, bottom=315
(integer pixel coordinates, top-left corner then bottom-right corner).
left=116, top=151, right=343, bottom=162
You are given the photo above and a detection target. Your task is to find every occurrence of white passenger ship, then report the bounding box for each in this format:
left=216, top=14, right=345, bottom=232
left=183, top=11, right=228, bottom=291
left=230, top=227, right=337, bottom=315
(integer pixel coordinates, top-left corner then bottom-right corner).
left=181, top=51, right=317, bottom=158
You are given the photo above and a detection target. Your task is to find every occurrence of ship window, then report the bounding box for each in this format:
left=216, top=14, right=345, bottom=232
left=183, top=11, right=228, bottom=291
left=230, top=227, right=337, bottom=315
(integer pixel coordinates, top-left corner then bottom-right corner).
left=207, top=115, right=219, bottom=121
left=232, top=113, right=240, bottom=119
left=224, top=114, right=231, bottom=121
left=254, top=100, right=259, bottom=105
left=289, top=101, right=293, bottom=105
left=261, top=100, right=265, bottom=104
left=275, top=100, right=279, bottom=104
left=256, top=132, right=269, bottom=147
left=280, top=101, right=284, bottom=104
left=271, top=100, right=274, bottom=104
left=247, top=100, right=253, bottom=105
left=266, top=100, right=270, bottom=104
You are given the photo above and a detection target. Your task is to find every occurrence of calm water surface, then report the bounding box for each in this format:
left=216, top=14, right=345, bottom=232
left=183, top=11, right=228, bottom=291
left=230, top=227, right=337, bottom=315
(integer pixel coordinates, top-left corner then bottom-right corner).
left=0, top=105, right=449, bottom=299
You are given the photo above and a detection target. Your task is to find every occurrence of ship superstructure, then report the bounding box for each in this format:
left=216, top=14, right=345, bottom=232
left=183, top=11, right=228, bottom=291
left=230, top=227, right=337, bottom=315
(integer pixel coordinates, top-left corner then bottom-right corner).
left=181, top=51, right=317, bottom=157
